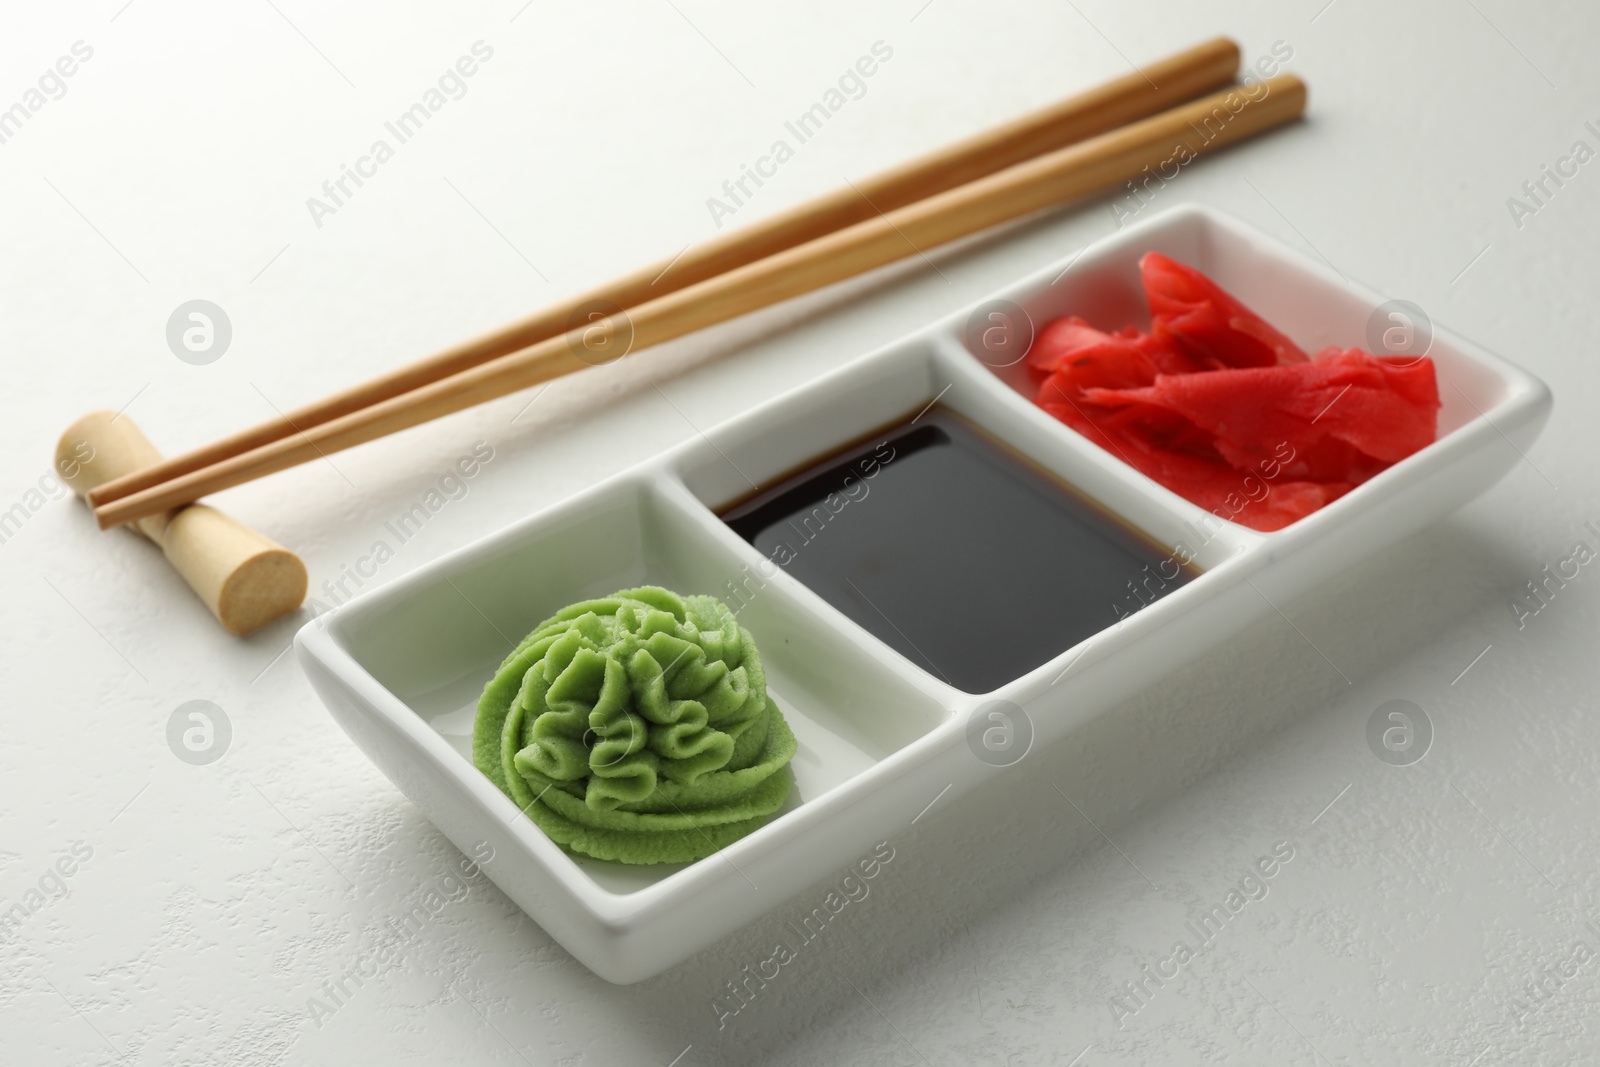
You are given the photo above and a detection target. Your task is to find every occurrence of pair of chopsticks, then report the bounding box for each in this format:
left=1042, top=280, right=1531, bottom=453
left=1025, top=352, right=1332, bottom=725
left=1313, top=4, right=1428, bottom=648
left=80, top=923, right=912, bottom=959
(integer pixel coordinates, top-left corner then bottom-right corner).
left=91, top=38, right=1305, bottom=530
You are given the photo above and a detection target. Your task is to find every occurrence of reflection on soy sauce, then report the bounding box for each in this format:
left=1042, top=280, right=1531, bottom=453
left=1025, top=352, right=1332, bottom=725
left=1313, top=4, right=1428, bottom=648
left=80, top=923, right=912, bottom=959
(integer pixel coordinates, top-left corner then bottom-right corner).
left=720, top=405, right=1198, bottom=693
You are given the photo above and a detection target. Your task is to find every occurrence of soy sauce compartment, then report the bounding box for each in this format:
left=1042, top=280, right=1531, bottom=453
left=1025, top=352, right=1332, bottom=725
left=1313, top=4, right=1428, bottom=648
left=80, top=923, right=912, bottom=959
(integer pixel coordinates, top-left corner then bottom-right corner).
left=673, top=338, right=1252, bottom=694
left=718, top=405, right=1199, bottom=693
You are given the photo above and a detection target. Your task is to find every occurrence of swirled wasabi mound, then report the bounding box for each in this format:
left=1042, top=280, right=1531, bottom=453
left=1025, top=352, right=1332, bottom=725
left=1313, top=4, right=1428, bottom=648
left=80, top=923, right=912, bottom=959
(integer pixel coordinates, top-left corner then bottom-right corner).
left=472, top=586, right=797, bottom=864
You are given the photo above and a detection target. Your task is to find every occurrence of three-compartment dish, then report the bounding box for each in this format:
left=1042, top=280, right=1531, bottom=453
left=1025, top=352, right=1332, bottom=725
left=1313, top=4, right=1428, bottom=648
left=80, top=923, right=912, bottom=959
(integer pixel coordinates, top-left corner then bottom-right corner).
left=297, top=205, right=1550, bottom=983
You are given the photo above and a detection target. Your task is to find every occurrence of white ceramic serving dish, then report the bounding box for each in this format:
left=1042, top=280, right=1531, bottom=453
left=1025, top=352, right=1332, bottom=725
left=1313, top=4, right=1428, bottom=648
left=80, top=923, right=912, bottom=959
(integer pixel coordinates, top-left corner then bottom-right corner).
left=296, top=204, right=1551, bottom=983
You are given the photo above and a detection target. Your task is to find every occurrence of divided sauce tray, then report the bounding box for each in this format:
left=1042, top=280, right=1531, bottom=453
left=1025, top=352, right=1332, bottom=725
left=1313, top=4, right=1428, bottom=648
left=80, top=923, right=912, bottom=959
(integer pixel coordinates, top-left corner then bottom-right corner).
left=296, top=204, right=1551, bottom=983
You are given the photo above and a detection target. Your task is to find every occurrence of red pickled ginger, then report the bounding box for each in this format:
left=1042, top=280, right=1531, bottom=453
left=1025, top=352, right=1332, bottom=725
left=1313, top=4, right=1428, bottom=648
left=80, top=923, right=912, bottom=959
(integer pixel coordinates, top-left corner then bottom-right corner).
left=1029, top=253, right=1440, bottom=532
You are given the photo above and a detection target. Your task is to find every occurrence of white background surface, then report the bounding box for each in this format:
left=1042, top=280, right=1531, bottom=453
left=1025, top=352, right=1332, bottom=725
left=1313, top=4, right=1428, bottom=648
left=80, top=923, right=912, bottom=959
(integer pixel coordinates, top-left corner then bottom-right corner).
left=3, top=0, right=1597, bottom=1063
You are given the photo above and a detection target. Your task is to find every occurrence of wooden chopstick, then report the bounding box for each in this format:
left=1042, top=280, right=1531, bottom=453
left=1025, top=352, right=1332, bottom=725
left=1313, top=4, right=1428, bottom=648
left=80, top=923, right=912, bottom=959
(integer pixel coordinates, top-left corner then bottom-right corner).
left=87, top=37, right=1241, bottom=510
left=96, top=73, right=1306, bottom=530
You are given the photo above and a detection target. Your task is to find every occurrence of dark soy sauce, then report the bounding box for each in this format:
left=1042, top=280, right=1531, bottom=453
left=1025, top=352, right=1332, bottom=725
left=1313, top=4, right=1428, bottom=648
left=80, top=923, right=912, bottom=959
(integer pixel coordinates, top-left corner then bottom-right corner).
left=720, top=405, right=1198, bottom=693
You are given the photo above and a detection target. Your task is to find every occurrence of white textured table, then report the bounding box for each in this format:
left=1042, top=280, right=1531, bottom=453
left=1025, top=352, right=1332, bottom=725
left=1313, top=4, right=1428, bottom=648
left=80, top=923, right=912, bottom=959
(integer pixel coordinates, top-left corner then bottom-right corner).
left=4, top=1, right=1596, bottom=1063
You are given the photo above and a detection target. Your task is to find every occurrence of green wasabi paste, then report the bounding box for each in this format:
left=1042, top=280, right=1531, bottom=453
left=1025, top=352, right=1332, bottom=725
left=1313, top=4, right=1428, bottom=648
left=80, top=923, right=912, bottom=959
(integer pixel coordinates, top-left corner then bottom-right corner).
left=473, top=586, right=796, bottom=864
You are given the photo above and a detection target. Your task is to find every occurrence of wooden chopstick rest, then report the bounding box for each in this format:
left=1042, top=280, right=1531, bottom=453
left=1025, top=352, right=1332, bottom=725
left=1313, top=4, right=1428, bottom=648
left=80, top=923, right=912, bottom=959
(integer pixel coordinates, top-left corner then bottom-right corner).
left=58, top=411, right=307, bottom=635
